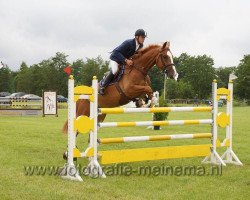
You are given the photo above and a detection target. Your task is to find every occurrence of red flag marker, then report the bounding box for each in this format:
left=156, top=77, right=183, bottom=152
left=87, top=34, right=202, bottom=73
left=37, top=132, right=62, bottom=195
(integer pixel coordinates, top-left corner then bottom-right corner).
left=64, top=66, right=72, bottom=75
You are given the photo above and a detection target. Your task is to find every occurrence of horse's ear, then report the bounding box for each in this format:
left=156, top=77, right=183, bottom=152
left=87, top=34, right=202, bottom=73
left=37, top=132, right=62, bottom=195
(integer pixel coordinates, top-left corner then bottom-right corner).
left=162, top=41, right=170, bottom=49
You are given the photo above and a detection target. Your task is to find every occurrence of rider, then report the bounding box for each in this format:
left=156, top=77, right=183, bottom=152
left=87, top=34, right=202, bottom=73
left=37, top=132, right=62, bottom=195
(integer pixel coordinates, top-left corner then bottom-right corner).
left=99, top=29, right=147, bottom=95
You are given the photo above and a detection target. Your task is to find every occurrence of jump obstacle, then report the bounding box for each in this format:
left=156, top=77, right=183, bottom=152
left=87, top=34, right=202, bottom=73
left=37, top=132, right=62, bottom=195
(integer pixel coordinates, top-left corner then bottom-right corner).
left=0, top=93, right=58, bottom=116
left=61, top=76, right=243, bottom=181
left=0, top=98, right=42, bottom=116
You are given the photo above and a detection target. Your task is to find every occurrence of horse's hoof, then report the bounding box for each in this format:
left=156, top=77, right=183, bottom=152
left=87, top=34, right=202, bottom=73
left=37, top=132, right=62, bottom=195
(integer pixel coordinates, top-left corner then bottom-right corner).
left=63, top=151, right=67, bottom=160
left=63, top=151, right=77, bottom=161
left=97, top=138, right=101, bottom=145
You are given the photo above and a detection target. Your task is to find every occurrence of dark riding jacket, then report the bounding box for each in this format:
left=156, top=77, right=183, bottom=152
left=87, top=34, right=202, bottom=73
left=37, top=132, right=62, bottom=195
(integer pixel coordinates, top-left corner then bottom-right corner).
left=110, top=38, right=143, bottom=65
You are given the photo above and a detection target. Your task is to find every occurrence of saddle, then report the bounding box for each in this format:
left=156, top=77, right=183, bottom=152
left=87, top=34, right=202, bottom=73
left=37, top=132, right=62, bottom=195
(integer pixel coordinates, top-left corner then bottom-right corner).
left=99, top=64, right=126, bottom=88
left=99, top=64, right=150, bottom=105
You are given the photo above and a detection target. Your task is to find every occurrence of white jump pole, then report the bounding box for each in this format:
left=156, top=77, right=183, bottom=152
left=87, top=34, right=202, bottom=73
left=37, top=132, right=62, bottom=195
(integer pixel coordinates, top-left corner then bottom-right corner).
left=202, top=80, right=226, bottom=166
left=221, top=80, right=243, bottom=165
left=85, top=77, right=106, bottom=178
left=61, top=76, right=83, bottom=181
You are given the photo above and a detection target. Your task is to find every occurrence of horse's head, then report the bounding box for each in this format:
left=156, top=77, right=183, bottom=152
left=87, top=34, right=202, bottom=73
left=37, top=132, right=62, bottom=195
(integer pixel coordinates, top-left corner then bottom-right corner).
left=156, top=42, right=178, bottom=80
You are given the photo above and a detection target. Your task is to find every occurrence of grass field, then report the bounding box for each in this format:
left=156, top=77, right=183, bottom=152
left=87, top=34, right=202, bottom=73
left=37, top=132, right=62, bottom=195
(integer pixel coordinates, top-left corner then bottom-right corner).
left=0, top=106, right=249, bottom=200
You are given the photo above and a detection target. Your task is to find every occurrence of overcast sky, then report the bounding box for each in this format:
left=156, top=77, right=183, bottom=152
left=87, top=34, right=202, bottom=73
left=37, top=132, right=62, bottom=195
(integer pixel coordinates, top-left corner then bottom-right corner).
left=0, top=0, right=249, bottom=71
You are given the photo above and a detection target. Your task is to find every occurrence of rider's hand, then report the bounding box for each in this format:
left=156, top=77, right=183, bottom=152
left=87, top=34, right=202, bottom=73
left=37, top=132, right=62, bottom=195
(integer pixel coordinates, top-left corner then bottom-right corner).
left=125, top=59, right=133, bottom=66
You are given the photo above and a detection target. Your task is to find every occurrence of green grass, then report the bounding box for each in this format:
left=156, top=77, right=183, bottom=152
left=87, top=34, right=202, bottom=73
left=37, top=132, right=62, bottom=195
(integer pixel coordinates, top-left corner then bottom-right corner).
left=0, top=107, right=249, bottom=200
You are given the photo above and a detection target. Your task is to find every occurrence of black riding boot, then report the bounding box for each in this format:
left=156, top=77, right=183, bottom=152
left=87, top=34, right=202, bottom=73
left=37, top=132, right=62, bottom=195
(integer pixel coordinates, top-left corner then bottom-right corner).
left=99, top=71, right=115, bottom=95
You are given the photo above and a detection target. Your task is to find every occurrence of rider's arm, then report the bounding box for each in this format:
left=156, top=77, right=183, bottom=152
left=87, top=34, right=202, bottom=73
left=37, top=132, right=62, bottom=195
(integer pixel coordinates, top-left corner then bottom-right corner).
left=110, top=40, right=132, bottom=64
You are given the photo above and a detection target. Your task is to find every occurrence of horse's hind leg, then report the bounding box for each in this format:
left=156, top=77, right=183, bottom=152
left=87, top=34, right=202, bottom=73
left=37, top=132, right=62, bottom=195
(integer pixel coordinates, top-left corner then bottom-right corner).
left=63, top=99, right=90, bottom=160
left=98, top=114, right=106, bottom=123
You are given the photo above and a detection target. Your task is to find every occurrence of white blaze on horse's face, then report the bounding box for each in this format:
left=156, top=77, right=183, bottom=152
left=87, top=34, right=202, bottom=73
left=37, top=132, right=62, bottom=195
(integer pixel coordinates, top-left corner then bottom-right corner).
left=167, top=50, right=173, bottom=64
left=167, top=50, right=178, bottom=81
left=172, top=66, right=179, bottom=81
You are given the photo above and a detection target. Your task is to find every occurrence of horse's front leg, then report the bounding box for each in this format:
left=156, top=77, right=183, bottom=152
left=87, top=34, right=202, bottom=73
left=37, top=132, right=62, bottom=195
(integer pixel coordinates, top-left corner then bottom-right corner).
left=129, top=85, right=153, bottom=99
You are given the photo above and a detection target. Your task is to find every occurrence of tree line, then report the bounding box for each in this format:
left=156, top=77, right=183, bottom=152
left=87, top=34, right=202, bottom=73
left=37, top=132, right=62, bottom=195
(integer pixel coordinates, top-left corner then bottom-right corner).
left=0, top=52, right=249, bottom=102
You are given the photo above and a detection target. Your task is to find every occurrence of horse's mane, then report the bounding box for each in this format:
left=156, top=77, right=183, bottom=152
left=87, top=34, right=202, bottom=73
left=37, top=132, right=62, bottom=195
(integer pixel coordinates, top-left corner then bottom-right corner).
left=132, top=44, right=160, bottom=59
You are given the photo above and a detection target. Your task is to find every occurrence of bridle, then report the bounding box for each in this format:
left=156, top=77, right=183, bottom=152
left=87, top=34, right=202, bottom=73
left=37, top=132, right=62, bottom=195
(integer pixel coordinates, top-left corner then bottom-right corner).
left=158, top=49, right=175, bottom=74
left=129, top=47, right=175, bottom=78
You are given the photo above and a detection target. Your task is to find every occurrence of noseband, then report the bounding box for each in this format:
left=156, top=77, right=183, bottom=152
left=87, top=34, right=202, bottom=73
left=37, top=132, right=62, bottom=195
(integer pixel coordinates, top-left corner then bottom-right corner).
left=159, top=49, right=175, bottom=73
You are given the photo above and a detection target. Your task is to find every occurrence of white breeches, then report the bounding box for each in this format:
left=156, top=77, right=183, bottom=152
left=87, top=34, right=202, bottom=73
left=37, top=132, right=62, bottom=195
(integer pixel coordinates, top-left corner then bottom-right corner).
left=109, top=60, right=119, bottom=74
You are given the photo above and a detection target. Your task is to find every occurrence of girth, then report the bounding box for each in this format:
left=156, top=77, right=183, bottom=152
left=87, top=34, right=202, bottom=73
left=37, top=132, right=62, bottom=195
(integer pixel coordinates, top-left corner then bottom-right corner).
left=114, top=65, right=147, bottom=104
left=114, top=82, right=132, bottom=105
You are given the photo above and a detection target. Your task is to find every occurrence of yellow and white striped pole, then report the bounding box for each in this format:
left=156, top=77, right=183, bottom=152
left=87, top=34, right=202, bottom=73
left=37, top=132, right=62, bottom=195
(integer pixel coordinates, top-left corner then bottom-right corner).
left=99, top=106, right=211, bottom=114
left=99, top=133, right=212, bottom=144
left=99, top=119, right=212, bottom=128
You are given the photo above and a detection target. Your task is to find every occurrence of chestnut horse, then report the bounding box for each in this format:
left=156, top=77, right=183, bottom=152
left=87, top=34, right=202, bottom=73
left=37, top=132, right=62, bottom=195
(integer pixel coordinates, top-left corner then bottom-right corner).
left=63, top=41, right=178, bottom=133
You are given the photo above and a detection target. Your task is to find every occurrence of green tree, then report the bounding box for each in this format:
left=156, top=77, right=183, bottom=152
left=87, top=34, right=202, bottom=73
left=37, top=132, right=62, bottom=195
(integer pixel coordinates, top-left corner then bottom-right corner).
left=165, top=79, right=194, bottom=99
left=72, top=59, right=85, bottom=85
left=81, top=56, right=109, bottom=86
left=29, top=64, right=46, bottom=95
left=24, top=52, right=70, bottom=97
left=0, top=65, right=13, bottom=92
left=174, top=53, right=190, bottom=80
left=216, top=67, right=236, bottom=88
left=148, top=66, right=165, bottom=92
left=235, top=55, right=250, bottom=102
left=16, top=62, right=32, bottom=93
left=178, top=81, right=194, bottom=99
left=175, top=53, right=216, bottom=99
left=165, top=79, right=179, bottom=99
left=44, top=52, right=70, bottom=97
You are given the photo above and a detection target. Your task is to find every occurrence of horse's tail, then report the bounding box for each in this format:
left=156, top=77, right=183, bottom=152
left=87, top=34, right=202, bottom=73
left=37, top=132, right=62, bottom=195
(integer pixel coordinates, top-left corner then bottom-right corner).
left=62, top=120, right=68, bottom=134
